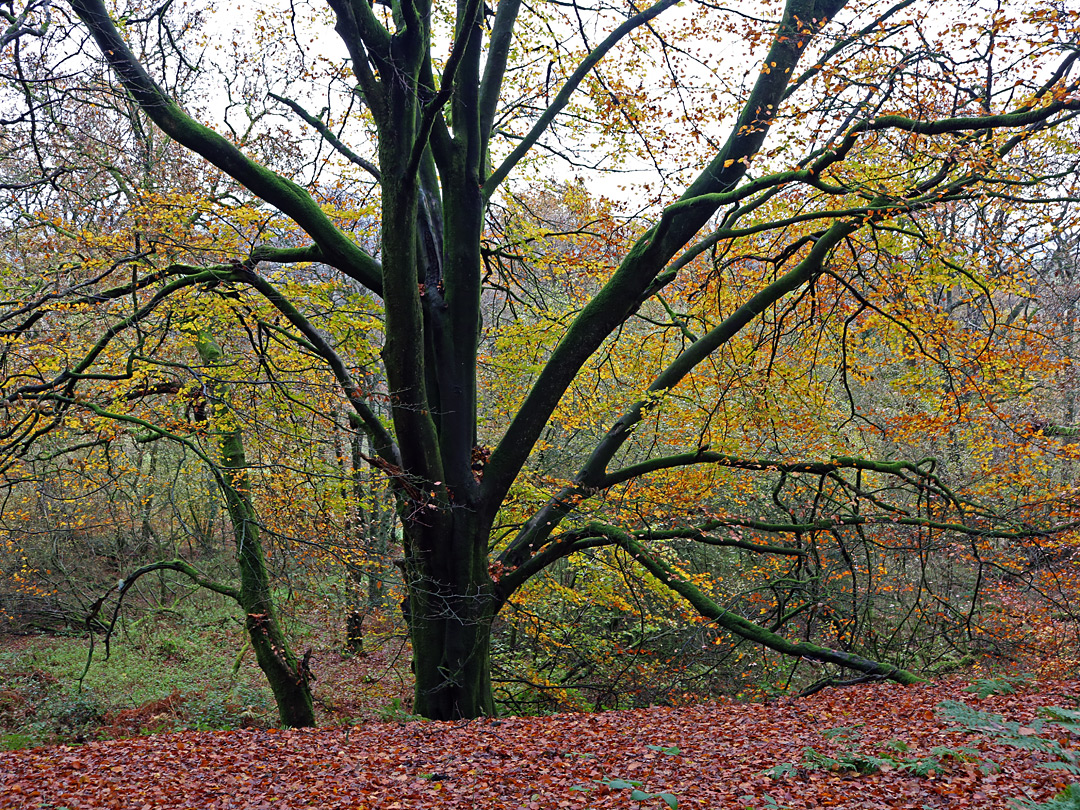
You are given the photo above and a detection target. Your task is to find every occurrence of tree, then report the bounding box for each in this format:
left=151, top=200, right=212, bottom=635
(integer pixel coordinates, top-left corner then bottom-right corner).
left=3, top=0, right=1080, bottom=720
left=0, top=5, right=348, bottom=725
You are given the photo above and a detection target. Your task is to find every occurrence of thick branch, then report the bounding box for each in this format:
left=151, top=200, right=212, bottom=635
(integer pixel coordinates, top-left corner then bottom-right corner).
left=324, top=0, right=391, bottom=105
left=250, top=244, right=327, bottom=265
left=115, top=559, right=241, bottom=603
left=613, top=527, right=924, bottom=685
left=406, top=0, right=484, bottom=180
left=477, top=0, right=522, bottom=172
left=68, top=0, right=383, bottom=293
left=482, top=0, right=846, bottom=512
left=500, top=218, right=859, bottom=555
left=496, top=521, right=804, bottom=598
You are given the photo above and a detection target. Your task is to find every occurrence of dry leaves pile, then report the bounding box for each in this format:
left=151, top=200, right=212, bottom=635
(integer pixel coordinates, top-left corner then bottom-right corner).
left=1, top=678, right=1076, bottom=809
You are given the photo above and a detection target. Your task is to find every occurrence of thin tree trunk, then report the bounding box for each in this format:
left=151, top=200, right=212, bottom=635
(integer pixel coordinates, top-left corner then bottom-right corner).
left=195, top=333, right=316, bottom=728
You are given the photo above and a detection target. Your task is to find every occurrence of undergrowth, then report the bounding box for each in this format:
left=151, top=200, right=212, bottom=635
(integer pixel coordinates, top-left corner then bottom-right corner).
left=0, top=593, right=275, bottom=748
left=0, top=592, right=413, bottom=748
left=0, top=587, right=414, bottom=751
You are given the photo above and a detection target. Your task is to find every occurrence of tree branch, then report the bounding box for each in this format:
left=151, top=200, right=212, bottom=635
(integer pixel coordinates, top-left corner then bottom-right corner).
left=481, top=0, right=681, bottom=199
left=612, top=526, right=923, bottom=685
left=269, top=92, right=381, bottom=182
left=482, top=0, right=846, bottom=512
left=81, top=558, right=241, bottom=685
left=68, top=0, right=383, bottom=293
left=233, top=266, right=400, bottom=467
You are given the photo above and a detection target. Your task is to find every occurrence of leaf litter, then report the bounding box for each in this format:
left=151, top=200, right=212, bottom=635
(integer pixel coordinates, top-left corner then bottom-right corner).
left=1, top=678, right=1077, bottom=809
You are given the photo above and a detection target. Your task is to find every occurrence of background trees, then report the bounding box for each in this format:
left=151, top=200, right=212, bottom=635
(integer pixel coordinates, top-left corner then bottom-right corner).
left=2, top=0, right=1080, bottom=722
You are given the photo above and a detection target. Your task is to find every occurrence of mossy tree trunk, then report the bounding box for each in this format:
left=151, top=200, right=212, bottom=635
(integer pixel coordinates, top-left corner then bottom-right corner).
left=195, top=333, right=316, bottom=729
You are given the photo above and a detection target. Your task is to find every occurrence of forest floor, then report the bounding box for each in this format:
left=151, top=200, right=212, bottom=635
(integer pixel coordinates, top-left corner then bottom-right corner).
left=1, top=676, right=1078, bottom=809
left=0, top=600, right=418, bottom=748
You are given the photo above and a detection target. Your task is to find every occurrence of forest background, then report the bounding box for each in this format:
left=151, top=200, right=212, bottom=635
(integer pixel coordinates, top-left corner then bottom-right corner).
left=1, top=0, right=1080, bottom=769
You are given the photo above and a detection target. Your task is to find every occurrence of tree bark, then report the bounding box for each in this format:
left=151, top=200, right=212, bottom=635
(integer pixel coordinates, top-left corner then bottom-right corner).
left=195, top=333, right=317, bottom=728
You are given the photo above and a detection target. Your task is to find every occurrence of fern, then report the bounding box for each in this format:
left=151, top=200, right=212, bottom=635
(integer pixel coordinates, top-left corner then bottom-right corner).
left=964, top=675, right=1034, bottom=699
left=899, top=757, right=945, bottom=777
left=940, top=700, right=1049, bottom=747
left=1012, top=783, right=1080, bottom=810
left=939, top=699, right=1080, bottom=793
left=1042, top=707, right=1080, bottom=736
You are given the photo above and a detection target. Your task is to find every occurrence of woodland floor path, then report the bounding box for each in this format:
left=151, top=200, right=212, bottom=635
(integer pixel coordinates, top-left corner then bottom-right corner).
left=1, top=678, right=1076, bottom=809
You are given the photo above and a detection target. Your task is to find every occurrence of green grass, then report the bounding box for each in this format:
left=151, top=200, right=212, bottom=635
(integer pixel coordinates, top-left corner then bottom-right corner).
left=0, top=593, right=277, bottom=747
left=0, top=589, right=415, bottom=748
left=7, top=603, right=251, bottom=698
left=1, top=732, right=36, bottom=750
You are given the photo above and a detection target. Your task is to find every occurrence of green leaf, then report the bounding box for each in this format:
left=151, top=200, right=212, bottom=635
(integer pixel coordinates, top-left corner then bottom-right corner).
left=1042, top=706, right=1080, bottom=734
left=647, top=744, right=681, bottom=756
left=764, top=762, right=798, bottom=779
left=1011, top=782, right=1080, bottom=810
left=1042, top=762, right=1080, bottom=775
left=822, top=725, right=862, bottom=743
left=901, top=757, right=944, bottom=777
left=965, top=677, right=1019, bottom=698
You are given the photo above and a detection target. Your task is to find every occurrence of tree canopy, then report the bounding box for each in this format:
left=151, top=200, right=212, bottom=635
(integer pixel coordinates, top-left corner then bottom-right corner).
left=2, top=0, right=1080, bottom=721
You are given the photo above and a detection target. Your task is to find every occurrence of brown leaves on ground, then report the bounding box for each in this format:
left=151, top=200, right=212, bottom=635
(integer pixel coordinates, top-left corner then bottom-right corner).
left=1, top=678, right=1076, bottom=809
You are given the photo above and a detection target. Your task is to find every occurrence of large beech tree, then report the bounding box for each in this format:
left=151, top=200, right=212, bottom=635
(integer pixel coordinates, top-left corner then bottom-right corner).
left=3, top=0, right=1080, bottom=720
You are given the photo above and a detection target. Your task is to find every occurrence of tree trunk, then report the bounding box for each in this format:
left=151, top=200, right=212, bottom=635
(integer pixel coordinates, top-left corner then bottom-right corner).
left=409, top=591, right=496, bottom=719
left=404, top=518, right=497, bottom=719
left=196, top=333, right=317, bottom=728
left=220, top=429, right=317, bottom=728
